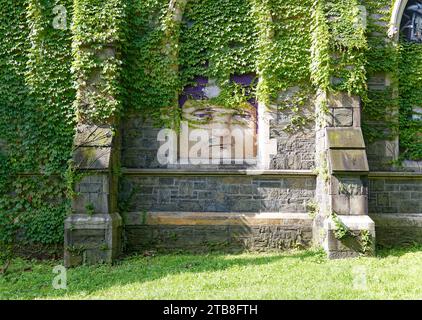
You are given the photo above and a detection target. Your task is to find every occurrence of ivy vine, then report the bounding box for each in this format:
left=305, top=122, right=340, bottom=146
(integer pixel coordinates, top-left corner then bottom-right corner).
left=0, top=0, right=75, bottom=247
left=0, top=0, right=420, bottom=249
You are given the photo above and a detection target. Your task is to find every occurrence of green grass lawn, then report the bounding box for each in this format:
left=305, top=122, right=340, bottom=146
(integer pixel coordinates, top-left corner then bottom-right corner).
left=1, top=246, right=422, bottom=300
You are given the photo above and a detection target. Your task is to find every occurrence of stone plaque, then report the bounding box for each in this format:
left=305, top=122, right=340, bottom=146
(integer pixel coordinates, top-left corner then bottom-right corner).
left=328, top=149, right=369, bottom=173
left=326, top=128, right=366, bottom=149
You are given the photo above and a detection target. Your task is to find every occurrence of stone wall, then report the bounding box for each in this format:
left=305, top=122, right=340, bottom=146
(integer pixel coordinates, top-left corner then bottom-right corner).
left=368, top=174, right=422, bottom=248
left=119, top=98, right=317, bottom=253
left=269, top=129, right=315, bottom=170
left=123, top=212, right=313, bottom=252
left=371, top=214, right=422, bottom=248
left=368, top=177, right=422, bottom=214
left=119, top=172, right=316, bottom=252
left=269, top=115, right=315, bottom=170
left=117, top=80, right=421, bottom=255
left=120, top=174, right=316, bottom=213
left=121, top=116, right=164, bottom=169
left=121, top=110, right=316, bottom=170
left=269, top=91, right=315, bottom=170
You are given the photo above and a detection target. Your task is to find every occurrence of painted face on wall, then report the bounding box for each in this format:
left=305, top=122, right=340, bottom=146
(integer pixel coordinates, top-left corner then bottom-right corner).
left=179, top=75, right=257, bottom=161
left=180, top=77, right=257, bottom=162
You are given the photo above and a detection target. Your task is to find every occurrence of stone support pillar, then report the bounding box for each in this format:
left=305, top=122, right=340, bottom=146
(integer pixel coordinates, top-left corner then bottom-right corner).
left=314, top=92, right=375, bottom=258
left=63, top=0, right=124, bottom=266
left=64, top=124, right=122, bottom=267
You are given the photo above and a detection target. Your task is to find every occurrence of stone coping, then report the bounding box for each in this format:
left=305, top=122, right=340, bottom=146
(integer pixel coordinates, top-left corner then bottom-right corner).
left=121, top=168, right=317, bottom=177
left=325, top=215, right=375, bottom=231
left=65, top=213, right=122, bottom=229
left=123, top=211, right=312, bottom=226
left=368, top=172, right=422, bottom=179
left=13, top=170, right=422, bottom=178
left=370, top=213, right=422, bottom=227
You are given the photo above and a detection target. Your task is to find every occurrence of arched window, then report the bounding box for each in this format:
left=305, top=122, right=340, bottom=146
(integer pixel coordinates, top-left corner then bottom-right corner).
left=397, top=0, right=422, bottom=161
left=400, top=0, right=422, bottom=42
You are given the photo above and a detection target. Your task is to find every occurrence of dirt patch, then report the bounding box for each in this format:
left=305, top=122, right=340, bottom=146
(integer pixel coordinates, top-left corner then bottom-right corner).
left=13, top=244, right=63, bottom=261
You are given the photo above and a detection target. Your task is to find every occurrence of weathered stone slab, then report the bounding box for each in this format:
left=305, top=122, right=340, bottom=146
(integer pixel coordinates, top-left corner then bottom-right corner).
left=325, top=215, right=375, bottom=231
left=349, top=195, right=368, bottom=215
left=64, top=213, right=122, bottom=267
left=328, top=93, right=360, bottom=109
left=123, top=211, right=312, bottom=226
left=331, top=194, right=350, bottom=215
left=328, top=149, right=369, bottom=173
left=326, top=128, right=366, bottom=149
left=333, top=108, right=353, bottom=127
left=323, top=215, right=375, bottom=259
left=74, top=124, right=113, bottom=147
left=124, top=212, right=313, bottom=253
left=73, top=146, right=111, bottom=169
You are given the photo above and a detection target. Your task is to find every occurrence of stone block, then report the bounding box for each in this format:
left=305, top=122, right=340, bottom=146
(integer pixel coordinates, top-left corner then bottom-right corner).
left=89, top=192, right=110, bottom=214
left=193, top=181, right=207, bottom=189
left=124, top=212, right=313, bottom=252
left=399, top=200, right=421, bottom=214
left=259, top=181, right=281, bottom=188
left=73, top=146, right=111, bottom=169
left=64, top=213, right=122, bottom=267
left=326, top=128, right=366, bottom=149
left=376, top=193, right=389, bottom=207
left=71, top=193, right=89, bottom=213
left=78, top=183, right=102, bottom=193
left=371, top=179, right=385, bottom=192
left=338, top=176, right=368, bottom=196
left=349, top=195, right=368, bottom=215
left=74, top=124, right=113, bottom=147
left=284, top=178, right=307, bottom=189
left=333, top=108, right=353, bottom=127
left=324, top=215, right=375, bottom=259
left=239, top=185, right=255, bottom=194
left=411, top=192, right=422, bottom=200
left=353, top=107, right=361, bottom=127
left=231, top=200, right=260, bottom=212
left=329, top=93, right=360, bottom=109
left=390, top=191, right=411, bottom=202
left=70, top=229, right=106, bottom=248
left=328, top=149, right=369, bottom=173
left=179, top=200, right=204, bottom=211
left=159, top=177, right=174, bottom=185
left=342, top=94, right=360, bottom=109
left=331, top=194, right=350, bottom=215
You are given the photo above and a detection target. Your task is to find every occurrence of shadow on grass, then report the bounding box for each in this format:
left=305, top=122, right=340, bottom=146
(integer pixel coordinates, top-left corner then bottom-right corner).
left=1, top=249, right=324, bottom=299
left=3, top=245, right=422, bottom=299
left=375, top=244, right=422, bottom=258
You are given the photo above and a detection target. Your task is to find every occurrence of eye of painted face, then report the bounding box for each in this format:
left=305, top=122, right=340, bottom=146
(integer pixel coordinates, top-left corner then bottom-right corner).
left=192, top=108, right=213, bottom=121
left=232, top=111, right=252, bottom=123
